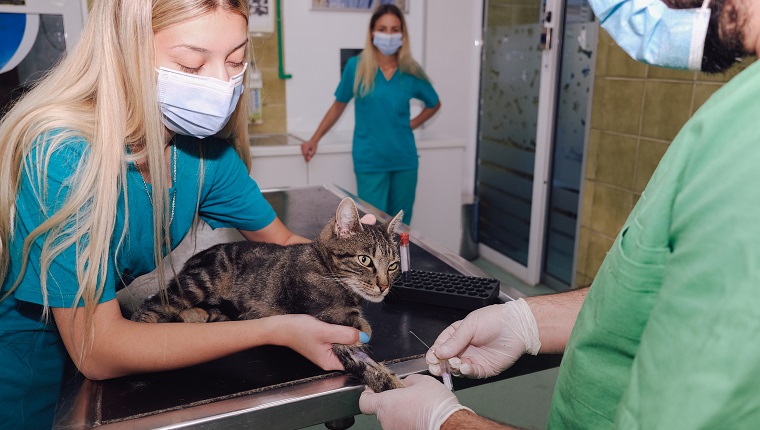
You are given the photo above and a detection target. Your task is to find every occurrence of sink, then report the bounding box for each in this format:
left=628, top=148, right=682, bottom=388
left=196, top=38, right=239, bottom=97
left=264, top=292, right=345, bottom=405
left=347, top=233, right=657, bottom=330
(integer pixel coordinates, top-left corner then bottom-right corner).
left=250, top=133, right=305, bottom=146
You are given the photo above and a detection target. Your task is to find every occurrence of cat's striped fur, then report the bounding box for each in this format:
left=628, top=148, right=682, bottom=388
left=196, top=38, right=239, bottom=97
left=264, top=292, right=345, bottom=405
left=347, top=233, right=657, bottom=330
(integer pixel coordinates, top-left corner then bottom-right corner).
left=132, top=198, right=405, bottom=392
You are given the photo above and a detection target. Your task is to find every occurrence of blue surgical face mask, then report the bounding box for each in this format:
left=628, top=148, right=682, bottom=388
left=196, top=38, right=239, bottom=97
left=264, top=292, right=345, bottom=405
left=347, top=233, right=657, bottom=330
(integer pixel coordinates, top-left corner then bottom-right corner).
left=373, top=32, right=403, bottom=56
left=156, top=64, right=247, bottom=138
left=590, top=0, right=711, bottom=70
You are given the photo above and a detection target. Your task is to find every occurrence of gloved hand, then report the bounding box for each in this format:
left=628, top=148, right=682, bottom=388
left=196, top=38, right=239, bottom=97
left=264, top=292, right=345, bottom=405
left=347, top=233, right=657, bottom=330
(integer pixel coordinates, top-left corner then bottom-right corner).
left=426, top=298, right=541, bottom=379
left=359, top=373, right=472, bottom=430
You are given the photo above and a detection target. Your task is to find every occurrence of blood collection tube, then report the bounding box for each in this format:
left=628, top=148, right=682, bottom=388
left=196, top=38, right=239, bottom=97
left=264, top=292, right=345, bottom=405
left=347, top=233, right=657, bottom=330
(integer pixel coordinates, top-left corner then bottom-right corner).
left=399, top=232, right=410, bottom=282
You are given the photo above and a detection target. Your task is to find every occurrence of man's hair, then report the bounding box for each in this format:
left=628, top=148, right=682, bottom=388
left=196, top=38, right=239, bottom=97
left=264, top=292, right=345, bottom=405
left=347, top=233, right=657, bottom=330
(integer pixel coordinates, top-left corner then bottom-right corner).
left=699, top=0, right=746, bottom=72
left=664, top=0, right=747, bottom=73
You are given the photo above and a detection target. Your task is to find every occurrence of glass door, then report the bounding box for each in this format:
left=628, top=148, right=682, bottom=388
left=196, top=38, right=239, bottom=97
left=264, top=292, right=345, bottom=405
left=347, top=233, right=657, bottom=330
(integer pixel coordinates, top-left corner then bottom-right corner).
left=543, top=0, right=597, bottom=288
left=476, top=0, right=596, bottom=288
left=475, top=0, right=563, bottom=285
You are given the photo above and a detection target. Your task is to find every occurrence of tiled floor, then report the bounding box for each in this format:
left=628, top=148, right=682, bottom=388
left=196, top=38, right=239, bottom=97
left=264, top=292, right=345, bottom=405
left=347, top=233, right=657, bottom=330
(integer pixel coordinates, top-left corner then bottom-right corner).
left=301, top=256, right=561, bottom=430
left=470, top=257, right=558, bottom=297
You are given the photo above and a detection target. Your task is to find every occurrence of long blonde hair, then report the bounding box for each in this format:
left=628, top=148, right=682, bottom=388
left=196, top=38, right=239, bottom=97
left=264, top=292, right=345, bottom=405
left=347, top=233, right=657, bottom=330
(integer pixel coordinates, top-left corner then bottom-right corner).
left=0, top=0, right=250, bottom=336
left=354, top=4, right=429, bottom=98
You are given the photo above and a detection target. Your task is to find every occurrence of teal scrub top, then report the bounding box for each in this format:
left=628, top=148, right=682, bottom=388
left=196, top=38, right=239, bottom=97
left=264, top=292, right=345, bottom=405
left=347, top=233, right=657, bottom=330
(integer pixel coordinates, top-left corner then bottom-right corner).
left=0, top=132, right=275, bottom=429
left=550, top=60, right=760, bottom=428
left=335, top=56, right=439, bottom=173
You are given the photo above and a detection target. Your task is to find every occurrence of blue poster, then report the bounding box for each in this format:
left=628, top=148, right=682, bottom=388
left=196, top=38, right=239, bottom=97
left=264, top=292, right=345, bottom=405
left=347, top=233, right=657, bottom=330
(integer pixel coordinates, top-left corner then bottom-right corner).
left=0, top=12, right=39, bottom=73
left=0, top=13, right=26, bottom=70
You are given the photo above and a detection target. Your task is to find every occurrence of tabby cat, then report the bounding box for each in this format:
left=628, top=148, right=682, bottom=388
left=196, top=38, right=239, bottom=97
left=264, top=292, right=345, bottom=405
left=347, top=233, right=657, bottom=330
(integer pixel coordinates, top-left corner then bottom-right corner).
left=132, top=197, right=405, bottom=392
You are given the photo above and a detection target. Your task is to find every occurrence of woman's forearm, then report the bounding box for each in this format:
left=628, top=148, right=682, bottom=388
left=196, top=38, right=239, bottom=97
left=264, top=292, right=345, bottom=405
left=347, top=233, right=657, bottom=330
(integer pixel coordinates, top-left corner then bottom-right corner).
left=410, top=100, right=441, bottom=129
left=310, top=100, right=348, bottom=142
left=53, top=300, right=291, bottom=380
left=239, top=217, right=310, bottom=245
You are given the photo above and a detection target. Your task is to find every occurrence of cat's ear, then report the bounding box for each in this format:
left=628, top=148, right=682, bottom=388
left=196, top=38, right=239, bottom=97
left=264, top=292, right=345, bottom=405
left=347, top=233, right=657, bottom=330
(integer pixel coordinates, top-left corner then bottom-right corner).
left=384, top=210, right=404, bottom=236
left=334, top=198, right=363, bottom=238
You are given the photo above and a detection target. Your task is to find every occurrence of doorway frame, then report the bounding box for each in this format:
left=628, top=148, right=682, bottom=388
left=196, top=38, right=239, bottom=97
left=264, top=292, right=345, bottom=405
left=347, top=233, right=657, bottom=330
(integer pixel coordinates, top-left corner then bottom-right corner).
left=476, top=0, right=567, bottom=287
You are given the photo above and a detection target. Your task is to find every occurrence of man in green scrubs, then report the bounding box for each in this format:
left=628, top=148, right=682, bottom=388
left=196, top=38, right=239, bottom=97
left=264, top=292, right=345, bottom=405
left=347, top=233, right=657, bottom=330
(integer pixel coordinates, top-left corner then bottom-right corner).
left=359, top=0, right=760, bottom=428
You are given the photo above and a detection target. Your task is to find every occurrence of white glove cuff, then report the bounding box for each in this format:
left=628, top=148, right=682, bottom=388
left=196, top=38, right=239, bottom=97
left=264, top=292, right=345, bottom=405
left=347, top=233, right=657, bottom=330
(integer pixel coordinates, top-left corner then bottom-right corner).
left=504, top=298, right=542, bottom=355
left=432, top=404, right=474, bottom=430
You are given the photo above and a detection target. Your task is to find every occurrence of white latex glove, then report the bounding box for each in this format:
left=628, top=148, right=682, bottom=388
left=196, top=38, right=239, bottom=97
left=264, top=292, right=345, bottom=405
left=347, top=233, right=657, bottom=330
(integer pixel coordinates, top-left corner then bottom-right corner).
left=426, top=298, right=541, bottom=379
left=359, top=373, right=472, bottom=430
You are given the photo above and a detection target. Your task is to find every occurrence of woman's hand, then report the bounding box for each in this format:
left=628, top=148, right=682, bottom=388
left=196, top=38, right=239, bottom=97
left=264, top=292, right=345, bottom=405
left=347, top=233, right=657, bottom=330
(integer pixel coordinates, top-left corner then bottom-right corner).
left=301, top=100, right=347, bottom=162
left=300, top=139, right=318, bottom=162
left=360, top=213, right=376, bottom=225
left=270, top=314, right=362, bottom=370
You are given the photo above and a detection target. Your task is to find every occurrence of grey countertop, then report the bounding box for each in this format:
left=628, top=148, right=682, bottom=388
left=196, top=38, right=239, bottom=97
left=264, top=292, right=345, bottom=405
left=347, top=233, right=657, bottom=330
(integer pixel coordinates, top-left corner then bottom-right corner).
left=248, top=131, right=466, bottom=156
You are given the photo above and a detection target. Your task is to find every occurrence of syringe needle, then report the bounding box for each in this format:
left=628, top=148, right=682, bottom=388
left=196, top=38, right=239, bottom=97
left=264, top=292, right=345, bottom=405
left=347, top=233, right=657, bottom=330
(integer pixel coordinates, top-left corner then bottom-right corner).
left=409, top=330, right=454, bottom=391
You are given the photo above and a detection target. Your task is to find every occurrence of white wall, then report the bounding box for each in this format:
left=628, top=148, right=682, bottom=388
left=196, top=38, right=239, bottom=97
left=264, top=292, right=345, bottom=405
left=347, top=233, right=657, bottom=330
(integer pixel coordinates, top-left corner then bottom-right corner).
left=283, top=1, right=425, bottom=133
left=422, top=1, right=483, bottom=195
left=282, top=0, right=483, bottom=194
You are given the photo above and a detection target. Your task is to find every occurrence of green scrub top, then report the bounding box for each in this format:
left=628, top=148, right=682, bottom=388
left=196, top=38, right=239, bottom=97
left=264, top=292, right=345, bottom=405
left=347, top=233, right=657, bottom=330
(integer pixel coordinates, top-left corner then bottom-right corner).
left=335, top=55, right=439, bottom=173
left=550, top=60, right=760, bottom=428
left=0, top=132, right=275, bottom=429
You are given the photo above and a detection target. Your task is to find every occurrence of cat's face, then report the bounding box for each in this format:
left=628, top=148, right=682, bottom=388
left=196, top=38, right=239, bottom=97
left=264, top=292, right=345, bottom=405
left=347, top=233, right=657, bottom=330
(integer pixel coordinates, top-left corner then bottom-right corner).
left=318, top=198, right=403, bottom=303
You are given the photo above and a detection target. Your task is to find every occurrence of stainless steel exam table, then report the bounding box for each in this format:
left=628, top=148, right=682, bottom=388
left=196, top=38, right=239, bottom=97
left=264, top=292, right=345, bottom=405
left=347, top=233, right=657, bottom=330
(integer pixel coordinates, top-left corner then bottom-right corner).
left=53, top=185, right=561, bottom=429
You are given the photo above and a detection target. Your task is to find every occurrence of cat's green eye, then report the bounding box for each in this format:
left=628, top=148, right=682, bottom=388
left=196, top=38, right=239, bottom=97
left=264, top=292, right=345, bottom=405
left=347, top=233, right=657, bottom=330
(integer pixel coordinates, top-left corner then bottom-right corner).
left=358, top=255, right=372, bottom=267
left=388, top=262, right=399, bottom=271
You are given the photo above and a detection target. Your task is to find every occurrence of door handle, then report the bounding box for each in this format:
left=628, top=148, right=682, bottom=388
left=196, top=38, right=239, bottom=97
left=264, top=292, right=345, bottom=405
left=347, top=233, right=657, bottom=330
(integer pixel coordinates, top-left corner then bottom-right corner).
left=539, top=10, right=553, bottom=51
left=540, top=26, right=553, bottom=51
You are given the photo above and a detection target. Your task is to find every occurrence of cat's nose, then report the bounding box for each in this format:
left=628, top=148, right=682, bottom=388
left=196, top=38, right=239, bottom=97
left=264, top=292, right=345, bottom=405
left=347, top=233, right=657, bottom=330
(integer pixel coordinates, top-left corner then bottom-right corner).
left=379, top=284, right=389, bottom=292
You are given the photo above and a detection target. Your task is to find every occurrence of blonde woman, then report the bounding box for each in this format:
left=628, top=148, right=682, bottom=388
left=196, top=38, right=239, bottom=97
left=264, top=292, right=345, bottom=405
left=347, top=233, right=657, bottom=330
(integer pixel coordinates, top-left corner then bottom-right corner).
left=0, top=1, right=363, bottom=427
left=301, top=4, right=441, bottom=225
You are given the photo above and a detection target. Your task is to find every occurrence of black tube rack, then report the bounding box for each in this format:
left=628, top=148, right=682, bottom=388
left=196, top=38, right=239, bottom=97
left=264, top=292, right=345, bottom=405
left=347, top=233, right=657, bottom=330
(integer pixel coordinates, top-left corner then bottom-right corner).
left=388, top=270, right=500, bottom=311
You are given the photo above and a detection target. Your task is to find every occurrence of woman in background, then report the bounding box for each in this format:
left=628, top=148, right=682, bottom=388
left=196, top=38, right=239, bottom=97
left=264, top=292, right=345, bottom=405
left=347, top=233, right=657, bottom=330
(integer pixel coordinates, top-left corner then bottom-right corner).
left=301, top=4, right=440, bottom=225
left=0, top=1, right=362, bottom=428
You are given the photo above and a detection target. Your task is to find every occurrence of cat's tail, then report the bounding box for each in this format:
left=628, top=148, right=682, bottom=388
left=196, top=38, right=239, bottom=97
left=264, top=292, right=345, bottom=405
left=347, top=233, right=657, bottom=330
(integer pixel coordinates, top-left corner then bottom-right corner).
left=332, top=344, right=404, bottom=392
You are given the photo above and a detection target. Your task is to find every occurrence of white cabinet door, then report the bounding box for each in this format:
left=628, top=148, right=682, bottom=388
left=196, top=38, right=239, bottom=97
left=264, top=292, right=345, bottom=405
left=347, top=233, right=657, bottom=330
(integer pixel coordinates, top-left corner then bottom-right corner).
left=411, top=147, right=464, bottom=252
left=307, top=152, right=357, bottom=194
left=250, top=155, right=308, bottom=189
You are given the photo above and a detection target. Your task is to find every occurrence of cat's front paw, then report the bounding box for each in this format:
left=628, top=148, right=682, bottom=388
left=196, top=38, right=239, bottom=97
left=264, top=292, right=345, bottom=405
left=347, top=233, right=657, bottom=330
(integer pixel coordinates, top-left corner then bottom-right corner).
left=340, top=346, right=404, bottom=392
left=178, top=308, right=211, bottom=323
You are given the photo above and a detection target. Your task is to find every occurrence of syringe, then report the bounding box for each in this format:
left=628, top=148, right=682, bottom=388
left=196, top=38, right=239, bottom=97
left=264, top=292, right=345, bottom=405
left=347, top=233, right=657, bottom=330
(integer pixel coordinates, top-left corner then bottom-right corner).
left=409, top=330, right=454, bottom=391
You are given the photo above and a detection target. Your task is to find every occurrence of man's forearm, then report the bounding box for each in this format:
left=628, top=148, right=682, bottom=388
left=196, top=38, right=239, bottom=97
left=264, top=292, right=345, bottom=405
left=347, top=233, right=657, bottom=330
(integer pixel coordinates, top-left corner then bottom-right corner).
left=441, top=409, right=522, bottom=430
left=525, top=286, right=589, bottom=353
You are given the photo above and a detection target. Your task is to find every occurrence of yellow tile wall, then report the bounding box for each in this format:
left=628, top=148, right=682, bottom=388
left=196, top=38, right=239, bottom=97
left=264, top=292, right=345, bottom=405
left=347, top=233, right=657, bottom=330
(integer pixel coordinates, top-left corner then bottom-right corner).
left=249, top=22, right=288, bottom=135
left=574, top=28, right=754, bottom=287
left=486, top=2, right=541, bottom=27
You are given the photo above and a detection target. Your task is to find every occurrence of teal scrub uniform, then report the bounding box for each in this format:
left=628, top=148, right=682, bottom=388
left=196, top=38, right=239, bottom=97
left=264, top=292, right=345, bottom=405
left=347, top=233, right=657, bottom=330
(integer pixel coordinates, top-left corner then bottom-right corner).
left=335, top=56, right=438, bottom=224
left=550, top=61, right=760, bottom=428
left=0, top=132, right=275, bottom=429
